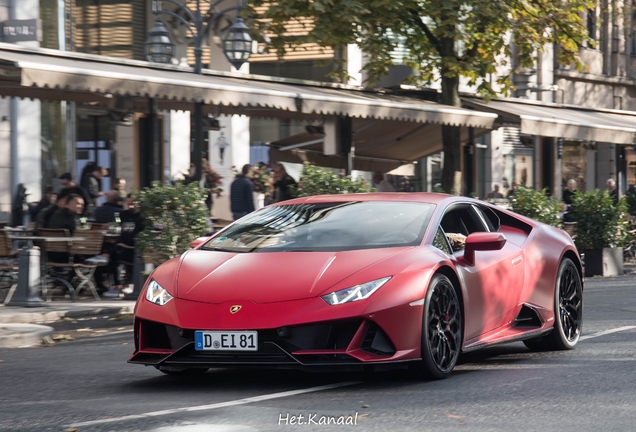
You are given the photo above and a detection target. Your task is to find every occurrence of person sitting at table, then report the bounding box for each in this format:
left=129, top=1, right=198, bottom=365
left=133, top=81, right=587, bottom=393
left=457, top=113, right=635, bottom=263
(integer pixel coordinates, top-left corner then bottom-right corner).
left=35, top=194, right=65, bottom=231
left=46, top=194, right=84, bottom=264
left=58, top=173, right=91, bottom=217
left=49, top=194, right=84, bottom=236
left=31, top=187, right=56, bottom=221
left=102, top=194, right=145, bottom=298
left=93, top=190, right=123, bottom=224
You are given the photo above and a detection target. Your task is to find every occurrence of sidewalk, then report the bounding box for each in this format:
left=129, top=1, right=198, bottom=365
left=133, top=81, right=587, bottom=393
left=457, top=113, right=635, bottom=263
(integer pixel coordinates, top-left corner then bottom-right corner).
left=0, top=300, right=136, bottom=324
left=0, top=299, right=136, bottom=348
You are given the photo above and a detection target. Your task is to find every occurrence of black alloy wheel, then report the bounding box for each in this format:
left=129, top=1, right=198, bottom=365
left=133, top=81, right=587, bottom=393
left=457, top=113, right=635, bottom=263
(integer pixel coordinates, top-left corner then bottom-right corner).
left=413, top=273, right=462, bottom=379
left=524, top=257, right=582, bottom=351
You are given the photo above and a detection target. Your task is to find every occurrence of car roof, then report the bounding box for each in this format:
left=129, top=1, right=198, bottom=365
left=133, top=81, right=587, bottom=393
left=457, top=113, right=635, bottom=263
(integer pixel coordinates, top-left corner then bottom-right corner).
left=276, top=192, right=463, bottom=206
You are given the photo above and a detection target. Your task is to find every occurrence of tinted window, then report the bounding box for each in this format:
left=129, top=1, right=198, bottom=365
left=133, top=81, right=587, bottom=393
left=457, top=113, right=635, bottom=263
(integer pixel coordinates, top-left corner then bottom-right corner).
left=476, top=205, right=500, bottom=232
left=433, top=227, right=452, bottom=254
left=202, top=201, right=435, bottom=253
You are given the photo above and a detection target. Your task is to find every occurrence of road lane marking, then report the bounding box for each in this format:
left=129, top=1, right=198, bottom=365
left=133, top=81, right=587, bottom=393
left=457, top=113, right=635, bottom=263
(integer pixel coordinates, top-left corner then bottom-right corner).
left=580, top=326, right=636, bottom=341
left=68, top=381, right=360, bottom=428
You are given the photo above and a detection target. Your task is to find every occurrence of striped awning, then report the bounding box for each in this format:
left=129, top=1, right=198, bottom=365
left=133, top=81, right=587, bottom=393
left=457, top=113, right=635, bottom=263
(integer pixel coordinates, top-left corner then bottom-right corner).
left=0, top=43, right=497, bottom=129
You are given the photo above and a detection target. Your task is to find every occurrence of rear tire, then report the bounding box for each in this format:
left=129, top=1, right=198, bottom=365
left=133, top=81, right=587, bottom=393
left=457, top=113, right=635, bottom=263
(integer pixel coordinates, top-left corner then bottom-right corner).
left=413, top=274, right=462, bottom=379
left=523, top=257, right=582, bottom=351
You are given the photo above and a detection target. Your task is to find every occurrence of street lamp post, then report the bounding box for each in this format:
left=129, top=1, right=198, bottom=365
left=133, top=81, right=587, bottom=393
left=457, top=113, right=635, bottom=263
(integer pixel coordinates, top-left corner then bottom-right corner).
left=146, top=0, right=253, bottom=181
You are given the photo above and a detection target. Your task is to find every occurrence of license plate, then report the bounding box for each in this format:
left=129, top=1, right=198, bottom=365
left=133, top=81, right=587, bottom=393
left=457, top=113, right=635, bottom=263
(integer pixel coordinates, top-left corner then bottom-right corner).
left=195, top=331, right=258, bottom=351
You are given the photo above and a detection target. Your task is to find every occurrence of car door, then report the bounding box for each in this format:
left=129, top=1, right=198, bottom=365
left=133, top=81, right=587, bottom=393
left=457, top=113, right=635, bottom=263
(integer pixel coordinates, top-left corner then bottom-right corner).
left=440, top=203, right=524, bottom=341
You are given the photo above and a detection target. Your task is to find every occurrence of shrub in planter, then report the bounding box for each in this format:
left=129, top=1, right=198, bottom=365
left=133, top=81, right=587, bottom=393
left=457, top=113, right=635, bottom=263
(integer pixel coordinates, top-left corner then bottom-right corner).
left=290, top=162, right=374, bottom=197
left=136, top=181, right=210, bottom=265
left=508, top=186, right=562, bottom=228
left=570, top=190, right=631, bottom=250
left=570, top=190, right=631, bottom=276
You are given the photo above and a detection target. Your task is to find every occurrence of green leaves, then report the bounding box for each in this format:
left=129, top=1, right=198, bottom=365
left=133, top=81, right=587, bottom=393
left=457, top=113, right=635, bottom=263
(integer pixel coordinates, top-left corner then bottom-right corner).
left=290, top=162, right=374, bottom=197
left=135, top=181, right=210, bottom=264
left=251, top=0, right=593, bottom=95
left=570, top=190, right=631, bottom=250
left=509, top=185, right=562, bottom=227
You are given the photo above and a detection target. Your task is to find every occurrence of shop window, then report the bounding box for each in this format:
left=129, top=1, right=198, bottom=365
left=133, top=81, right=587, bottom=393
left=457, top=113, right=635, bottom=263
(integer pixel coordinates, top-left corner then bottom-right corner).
left=561, top=140, right=587, bottom=195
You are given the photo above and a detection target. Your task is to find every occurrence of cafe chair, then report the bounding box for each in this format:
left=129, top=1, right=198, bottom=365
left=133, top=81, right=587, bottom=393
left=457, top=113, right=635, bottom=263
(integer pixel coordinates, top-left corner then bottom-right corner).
left=0, top=230, right=19, bottom=304
left=68, top=230, right=108, bottom=301
left=38, top=228, right=76, bottom=301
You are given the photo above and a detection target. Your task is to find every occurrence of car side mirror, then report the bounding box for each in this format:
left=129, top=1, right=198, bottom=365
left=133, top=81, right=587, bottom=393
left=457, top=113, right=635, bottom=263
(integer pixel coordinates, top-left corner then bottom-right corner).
left=190, top=236, right=211, bottom=249
left=463, top=232, right=506, bottom=266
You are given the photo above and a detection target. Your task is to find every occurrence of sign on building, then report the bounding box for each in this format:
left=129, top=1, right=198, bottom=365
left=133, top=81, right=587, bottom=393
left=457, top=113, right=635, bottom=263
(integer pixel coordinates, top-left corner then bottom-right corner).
left=0, top=19, right=42, bottom=43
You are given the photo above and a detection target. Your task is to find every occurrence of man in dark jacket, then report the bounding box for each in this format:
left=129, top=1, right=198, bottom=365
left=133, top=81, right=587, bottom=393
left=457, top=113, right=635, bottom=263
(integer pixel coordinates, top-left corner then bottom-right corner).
left=48, top=194, right=84, bottom=263
left=58, top=173, right=90, bottom=216
left=49, top=194, right=84, bottom=236
left=86, top=165, right=105, bottom=209
left=230, top=164, right=255, bottom=220
left=102, top=195, right=145, bottom=297
left=35, top=194, right=66, bottom=230
left=31, top=187, right=56, bottom=221
left=272, top=163, right=297, bottom=202
left=93, top=190, right=123, bottom=223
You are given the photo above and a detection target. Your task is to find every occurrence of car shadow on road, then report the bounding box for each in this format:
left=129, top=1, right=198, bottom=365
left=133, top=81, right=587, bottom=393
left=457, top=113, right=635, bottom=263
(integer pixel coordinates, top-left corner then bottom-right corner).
left=118, top=343, right=548, bottom=394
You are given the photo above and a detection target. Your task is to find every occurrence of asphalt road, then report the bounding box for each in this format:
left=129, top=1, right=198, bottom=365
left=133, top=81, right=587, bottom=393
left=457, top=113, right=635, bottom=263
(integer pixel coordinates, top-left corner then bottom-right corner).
left=1, top=276, right=635, bottom=432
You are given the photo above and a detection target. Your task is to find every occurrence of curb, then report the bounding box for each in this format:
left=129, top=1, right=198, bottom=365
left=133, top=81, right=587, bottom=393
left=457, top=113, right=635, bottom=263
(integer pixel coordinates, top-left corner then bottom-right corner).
left=0, top=304, right=135, bottom=325
left=0, top=324, right=54, bottom=348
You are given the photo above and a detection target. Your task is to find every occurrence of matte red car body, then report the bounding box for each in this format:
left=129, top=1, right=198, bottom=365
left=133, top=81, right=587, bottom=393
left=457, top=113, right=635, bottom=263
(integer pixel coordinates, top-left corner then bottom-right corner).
left=130, top=193, right=582, bottom=368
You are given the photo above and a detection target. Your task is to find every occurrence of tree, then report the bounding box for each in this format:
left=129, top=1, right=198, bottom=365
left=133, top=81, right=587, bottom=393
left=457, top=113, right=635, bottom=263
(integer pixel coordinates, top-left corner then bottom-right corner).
left=252, top=0, right=593, bottom=193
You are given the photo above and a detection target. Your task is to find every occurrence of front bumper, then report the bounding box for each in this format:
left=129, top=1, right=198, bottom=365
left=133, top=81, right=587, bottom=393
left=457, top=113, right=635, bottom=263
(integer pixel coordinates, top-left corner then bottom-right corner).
left=129, top=317, right=411, bottom=367
left=129, top=292, right=424, bottom=367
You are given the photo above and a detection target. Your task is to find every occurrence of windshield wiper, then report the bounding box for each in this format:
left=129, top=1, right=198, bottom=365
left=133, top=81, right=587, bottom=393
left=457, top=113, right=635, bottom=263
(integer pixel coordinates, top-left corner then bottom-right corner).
left=205, top=246, right=247, bottom=253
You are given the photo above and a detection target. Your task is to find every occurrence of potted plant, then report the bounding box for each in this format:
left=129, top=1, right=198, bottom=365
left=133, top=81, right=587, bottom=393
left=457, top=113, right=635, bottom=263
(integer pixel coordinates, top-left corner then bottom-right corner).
left=136, top=181, right=211, bottom=266
left=570, top=190, right=631, bottom=277
left=290, top=162, right=374, bottom=197
left=508, top=186, right=563, bottom=228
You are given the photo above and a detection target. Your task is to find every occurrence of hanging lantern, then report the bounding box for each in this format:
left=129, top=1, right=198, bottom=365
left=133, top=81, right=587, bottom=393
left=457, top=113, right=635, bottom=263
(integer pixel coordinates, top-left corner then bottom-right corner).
left=145, top=20, right=175, bottom=64
left=222, top=18, right=253, bottom=69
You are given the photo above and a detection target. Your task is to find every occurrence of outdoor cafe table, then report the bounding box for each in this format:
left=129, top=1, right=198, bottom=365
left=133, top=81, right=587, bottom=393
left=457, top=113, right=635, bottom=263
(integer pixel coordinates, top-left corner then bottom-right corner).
left=5, top=235, right=84, bottom=307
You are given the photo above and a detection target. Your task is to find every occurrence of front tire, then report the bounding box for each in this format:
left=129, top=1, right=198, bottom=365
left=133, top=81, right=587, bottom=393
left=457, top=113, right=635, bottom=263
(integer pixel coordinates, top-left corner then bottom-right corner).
left=523, top=257, right=582, bottom=351
left=413, top=274, right=462, bottom=379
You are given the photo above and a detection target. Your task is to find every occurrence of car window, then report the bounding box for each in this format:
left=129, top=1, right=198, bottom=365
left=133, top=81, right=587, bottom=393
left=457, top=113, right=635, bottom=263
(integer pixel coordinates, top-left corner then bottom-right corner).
left=202, top=201, right=436, bottom=253
left=474, top=205, right=500, bottom=232
left=432, top=227, right=452, bottom=255
left=439, top=204, right=489, bottom=252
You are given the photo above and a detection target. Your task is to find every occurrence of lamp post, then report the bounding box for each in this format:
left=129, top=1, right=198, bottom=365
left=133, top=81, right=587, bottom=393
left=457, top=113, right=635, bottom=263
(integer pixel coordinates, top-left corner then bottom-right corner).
left=145, top=0, right=253, bottom=181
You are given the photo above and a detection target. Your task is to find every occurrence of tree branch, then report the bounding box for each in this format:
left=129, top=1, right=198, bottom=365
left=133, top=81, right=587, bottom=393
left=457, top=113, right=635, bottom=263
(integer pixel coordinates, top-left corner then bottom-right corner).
left=408, top=9, right=441, bottom=53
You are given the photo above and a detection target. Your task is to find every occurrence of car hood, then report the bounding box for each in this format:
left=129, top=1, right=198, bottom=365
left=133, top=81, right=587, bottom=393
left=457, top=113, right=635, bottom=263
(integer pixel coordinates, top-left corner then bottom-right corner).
left=176, top=248, right=410, bottom=304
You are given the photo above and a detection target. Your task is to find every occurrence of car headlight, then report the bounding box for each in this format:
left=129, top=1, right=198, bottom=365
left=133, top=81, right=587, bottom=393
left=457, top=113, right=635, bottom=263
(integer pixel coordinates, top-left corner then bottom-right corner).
left=145, top=279, right=173, bottom=306
left=321, top=277, right=391, bottom=305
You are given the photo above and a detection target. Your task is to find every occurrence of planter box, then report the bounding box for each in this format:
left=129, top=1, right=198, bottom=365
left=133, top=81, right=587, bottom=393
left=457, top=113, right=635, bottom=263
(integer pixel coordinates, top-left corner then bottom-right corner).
left=585, top=248, right=623, bottom=277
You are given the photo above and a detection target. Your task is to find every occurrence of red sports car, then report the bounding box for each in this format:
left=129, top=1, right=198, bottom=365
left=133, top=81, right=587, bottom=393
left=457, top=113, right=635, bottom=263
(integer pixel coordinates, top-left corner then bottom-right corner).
left=129, top=193, right=583, bottom=379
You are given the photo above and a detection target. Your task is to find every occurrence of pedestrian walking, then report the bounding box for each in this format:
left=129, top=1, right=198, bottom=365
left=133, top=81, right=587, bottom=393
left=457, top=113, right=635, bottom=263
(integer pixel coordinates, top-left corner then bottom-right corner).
left=230, top=164, right=255, bottom=220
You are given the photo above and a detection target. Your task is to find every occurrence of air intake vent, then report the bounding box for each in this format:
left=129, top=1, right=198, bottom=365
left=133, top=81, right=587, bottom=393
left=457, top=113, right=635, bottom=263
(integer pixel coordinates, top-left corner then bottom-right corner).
left=513, top=305, right=543, bottom=328
left=361, top=322, right=396, bottom=356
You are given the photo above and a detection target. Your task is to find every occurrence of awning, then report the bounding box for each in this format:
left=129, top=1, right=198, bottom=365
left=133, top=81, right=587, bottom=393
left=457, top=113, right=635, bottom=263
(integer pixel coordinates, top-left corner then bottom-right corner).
left=464, top=98, right=636, bottom=144
left=0, top=43, right=497, bottom=129
left=269, top=117, right=490, bottom=169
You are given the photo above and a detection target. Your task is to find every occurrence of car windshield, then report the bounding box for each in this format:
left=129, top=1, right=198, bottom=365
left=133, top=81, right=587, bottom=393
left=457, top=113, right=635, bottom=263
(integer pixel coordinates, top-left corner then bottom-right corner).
left=202, top=201, right=435, bottom=253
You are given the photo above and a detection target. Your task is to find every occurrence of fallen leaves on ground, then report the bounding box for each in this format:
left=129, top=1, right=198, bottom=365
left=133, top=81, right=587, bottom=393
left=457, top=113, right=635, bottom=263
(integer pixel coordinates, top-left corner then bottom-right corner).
left=446, top=414, right=465, bottom=418
left=53, top=334, right=75, bottom=341
left=74, top=328, right=93, bottom=332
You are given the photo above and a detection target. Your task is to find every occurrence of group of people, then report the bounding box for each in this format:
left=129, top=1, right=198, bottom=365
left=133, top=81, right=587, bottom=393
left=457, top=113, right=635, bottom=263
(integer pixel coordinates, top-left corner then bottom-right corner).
left=230, top=162, right=297, bottom=220
left=30, top=170, right=142, bottom=298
